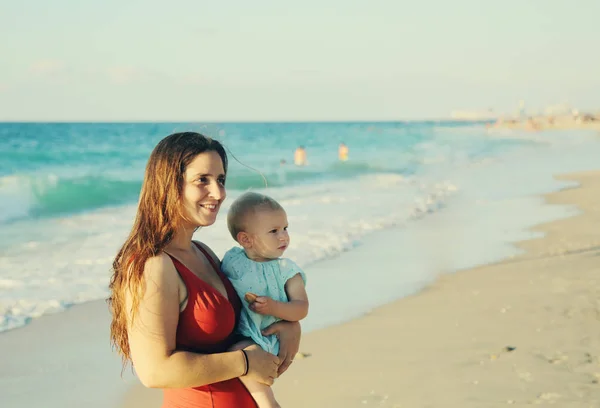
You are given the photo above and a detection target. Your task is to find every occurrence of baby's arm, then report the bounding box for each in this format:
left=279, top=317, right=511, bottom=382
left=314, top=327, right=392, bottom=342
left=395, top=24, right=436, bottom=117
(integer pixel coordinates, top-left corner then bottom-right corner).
left=251, top=274, right=308, bottom=321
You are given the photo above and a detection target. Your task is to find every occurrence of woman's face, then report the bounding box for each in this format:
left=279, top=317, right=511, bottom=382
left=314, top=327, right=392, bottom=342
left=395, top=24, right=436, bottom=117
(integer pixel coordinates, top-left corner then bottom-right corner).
left=181, top=151, right=226, bottom=227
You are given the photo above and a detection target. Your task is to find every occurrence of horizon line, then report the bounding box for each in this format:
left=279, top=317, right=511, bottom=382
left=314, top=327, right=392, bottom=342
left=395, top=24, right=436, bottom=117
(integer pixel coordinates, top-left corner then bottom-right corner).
left=0, top=118, right=493, bottom=124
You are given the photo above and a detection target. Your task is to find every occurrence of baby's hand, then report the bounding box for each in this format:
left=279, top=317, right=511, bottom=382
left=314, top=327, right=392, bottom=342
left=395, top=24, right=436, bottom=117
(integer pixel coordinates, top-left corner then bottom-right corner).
left=250, top=296, right=276, bottom=315
left=244, top=292, right=258, bottom=303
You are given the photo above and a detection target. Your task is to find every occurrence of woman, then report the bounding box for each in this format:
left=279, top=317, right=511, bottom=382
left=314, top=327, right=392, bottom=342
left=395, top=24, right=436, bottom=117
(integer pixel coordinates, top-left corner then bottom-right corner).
left=108, top=132, right=301, bottom=408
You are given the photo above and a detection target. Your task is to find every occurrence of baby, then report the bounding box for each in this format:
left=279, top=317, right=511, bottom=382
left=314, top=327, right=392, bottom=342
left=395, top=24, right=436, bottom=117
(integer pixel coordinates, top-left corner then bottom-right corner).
left=222, top=192, right=309, bottom=408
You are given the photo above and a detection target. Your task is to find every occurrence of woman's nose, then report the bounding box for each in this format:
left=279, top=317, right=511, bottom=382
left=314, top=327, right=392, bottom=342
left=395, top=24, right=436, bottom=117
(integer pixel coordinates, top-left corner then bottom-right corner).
left=209, top=181, right=225, bottom=200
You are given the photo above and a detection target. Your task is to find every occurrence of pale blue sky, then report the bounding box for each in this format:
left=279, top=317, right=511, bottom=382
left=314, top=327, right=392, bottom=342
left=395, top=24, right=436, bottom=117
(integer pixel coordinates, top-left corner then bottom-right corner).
left=1, top=0, right=598, bottom=121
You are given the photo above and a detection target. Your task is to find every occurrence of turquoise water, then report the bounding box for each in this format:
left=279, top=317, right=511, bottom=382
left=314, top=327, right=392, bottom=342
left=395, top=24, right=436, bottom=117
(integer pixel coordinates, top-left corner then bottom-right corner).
left=1, top=121, right=600, bottom=333
left=0, top=121, right=516, bottom=222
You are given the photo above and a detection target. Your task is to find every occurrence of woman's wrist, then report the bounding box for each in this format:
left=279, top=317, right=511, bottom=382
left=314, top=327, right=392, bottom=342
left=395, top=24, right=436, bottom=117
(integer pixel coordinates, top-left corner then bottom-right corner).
left=239, top=349, right=249, bottom=377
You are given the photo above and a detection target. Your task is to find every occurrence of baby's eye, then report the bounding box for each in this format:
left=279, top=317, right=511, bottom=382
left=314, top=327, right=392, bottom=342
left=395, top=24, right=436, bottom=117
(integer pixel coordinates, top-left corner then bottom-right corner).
left=283, top=226, right=288, bottom=231
left=269, top=229, right=278, bottom=234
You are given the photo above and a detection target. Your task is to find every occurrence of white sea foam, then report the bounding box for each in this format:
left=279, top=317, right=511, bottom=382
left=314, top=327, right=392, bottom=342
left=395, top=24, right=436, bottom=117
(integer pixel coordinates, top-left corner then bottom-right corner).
left=1, top=128, right=600, bottom=333
left=0, top=170, right=457, bottom=333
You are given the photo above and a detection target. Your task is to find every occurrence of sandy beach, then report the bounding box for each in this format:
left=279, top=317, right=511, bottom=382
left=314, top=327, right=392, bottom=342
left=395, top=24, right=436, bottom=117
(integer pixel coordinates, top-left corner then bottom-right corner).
left=117, top=170, right=600, bottom=407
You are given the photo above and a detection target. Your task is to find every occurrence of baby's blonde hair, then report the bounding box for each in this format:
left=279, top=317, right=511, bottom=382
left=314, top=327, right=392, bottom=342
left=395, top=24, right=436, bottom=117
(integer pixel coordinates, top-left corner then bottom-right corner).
left=227, top=192, right=284, bottom=242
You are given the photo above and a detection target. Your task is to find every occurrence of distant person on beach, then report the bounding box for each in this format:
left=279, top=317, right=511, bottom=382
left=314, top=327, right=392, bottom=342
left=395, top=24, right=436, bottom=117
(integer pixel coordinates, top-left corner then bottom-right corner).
left=107, top=132, right=301, bottom=408
left=338, top=142, right=349, bottom=162
left=222, top=192, right=309, bottom=408
left=293, top=146, right=307, bottom=166
left=526, top=117, right=539, bottom=131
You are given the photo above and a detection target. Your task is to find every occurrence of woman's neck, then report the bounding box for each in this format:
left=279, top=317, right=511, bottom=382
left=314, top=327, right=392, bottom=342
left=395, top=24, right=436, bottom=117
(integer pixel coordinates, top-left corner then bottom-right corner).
left=167, top=225, right=198, bottom=253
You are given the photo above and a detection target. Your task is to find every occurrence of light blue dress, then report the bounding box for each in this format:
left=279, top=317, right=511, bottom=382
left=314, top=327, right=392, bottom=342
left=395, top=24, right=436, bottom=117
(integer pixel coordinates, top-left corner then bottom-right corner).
left=221, top=246, right=307, bottom=355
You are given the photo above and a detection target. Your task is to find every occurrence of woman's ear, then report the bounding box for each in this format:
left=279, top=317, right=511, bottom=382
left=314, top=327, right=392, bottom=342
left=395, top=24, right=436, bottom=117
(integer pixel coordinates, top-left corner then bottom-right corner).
left=237, top=232, right=252, bottom=248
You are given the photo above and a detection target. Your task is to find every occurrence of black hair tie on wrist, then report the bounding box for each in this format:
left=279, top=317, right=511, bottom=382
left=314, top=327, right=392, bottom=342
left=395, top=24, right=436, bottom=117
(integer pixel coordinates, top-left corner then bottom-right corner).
left=240, top=349, right=249, bottom=376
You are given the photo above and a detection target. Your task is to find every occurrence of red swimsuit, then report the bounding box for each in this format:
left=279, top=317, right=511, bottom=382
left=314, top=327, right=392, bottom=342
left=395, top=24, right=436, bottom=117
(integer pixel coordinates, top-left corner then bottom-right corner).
left=162, top=243, right=257, bottom=408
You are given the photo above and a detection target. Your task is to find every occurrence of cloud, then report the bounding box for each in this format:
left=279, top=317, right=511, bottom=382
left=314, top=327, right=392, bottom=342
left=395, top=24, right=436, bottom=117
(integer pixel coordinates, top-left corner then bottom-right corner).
left=28, top=59, right=65, bottom=76
left=181, top=74, right=204, bottom=85
left=105, top=66, right=167, bottom=84
left=106, top=66, right=140, bottom=84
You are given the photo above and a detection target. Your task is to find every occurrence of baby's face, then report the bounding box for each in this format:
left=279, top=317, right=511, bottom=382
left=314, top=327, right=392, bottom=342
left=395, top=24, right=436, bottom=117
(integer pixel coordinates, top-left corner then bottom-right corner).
left=245, top=209, right=290, bottom=260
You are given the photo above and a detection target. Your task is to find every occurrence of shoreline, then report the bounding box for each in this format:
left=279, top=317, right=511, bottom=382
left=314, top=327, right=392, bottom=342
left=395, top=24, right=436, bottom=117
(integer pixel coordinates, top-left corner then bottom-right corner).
left=119, top=170, right=600, bottom=407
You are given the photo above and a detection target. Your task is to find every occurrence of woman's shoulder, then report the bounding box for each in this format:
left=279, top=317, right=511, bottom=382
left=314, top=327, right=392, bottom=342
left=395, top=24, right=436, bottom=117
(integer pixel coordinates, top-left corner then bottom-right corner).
left=123, top=253, right=179, bottom=311
left=142, top=252, right=178, bottom=282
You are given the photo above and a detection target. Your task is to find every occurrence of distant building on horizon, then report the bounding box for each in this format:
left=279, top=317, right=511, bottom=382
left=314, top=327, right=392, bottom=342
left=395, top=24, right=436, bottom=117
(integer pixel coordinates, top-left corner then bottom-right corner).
left=450, top=109, right=497, bottom=121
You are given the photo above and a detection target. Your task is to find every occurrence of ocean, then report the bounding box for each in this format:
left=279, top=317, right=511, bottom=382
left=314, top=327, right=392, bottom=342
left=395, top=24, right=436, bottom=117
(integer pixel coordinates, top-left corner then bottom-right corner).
left=1, top=121, right=600, bottom=334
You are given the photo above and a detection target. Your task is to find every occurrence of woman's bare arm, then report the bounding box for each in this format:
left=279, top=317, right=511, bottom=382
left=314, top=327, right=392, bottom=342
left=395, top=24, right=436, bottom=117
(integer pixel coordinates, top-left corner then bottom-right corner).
left=126, top=253, right=246, bottom=389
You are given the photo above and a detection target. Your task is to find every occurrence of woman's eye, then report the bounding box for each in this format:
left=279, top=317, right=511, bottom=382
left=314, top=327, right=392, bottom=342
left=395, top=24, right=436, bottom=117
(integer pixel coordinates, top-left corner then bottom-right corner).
left=198, top=176, right=208, bottom=183
left=218, top=177, right=226, bottom=185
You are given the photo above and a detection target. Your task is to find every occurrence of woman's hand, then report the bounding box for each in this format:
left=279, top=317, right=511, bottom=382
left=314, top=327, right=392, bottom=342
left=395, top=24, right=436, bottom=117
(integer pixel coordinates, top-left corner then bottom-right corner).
left=243, top=344, right=280, bottom=385
left=262, top=320, right=301, bottom=375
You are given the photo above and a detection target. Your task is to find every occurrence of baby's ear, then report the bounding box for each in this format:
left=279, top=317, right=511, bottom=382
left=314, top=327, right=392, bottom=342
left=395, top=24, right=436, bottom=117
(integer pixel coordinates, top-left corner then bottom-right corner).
left=237, top=232, right=252, bottom=248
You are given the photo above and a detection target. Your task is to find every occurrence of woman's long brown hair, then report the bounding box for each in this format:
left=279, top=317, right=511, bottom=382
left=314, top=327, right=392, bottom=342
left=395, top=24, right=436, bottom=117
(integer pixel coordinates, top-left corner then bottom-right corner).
left=107, top=132, right=228, bottom=368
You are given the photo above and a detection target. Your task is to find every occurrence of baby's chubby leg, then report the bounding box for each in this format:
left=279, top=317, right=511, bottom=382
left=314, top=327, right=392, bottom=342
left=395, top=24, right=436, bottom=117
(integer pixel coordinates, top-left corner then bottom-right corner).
left=229, top=340, right=281, bottom=408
